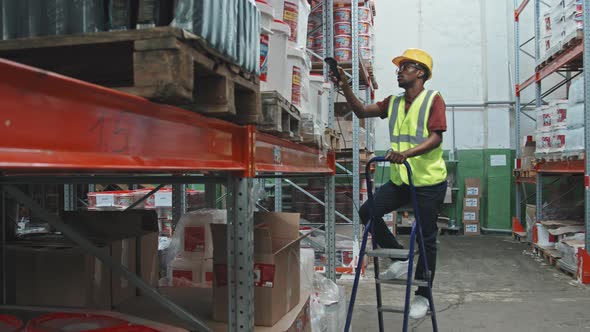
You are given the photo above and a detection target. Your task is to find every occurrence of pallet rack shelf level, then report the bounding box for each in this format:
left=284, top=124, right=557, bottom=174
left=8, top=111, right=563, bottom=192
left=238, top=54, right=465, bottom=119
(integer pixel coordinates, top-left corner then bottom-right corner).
left=513, top=0, right=590, bottom=266
left=0, top=57, right=335, bottom=332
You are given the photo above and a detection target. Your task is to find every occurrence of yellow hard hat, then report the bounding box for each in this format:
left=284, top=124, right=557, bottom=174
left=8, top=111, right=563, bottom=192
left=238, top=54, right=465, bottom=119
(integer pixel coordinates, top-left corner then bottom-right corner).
left=392, top=48, right=433, bottom=80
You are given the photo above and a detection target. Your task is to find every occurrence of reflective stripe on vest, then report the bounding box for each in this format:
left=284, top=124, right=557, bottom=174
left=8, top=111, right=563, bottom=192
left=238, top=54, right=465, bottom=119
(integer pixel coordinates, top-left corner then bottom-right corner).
left=387, top=90, right=447, bottom=186
left=389, top=90, right=435, bottom=145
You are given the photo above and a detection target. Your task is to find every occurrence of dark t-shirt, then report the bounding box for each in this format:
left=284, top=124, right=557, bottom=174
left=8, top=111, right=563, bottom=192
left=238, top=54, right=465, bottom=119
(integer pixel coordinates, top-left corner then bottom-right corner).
left=376, top=92, right=447, bottom=132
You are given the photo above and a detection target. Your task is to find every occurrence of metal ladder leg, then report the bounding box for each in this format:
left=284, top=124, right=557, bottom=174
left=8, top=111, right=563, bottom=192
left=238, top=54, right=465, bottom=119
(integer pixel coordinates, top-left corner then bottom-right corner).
left=407, top=162, right=438, bottom=332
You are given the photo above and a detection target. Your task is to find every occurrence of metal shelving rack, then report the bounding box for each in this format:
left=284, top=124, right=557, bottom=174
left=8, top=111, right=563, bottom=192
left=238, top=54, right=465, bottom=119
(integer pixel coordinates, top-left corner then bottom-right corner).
left=279, top=0, right=377, bottom=280
left=513, top=0, right=590, bottom=255
left=0, top=58, right=335, bottom=331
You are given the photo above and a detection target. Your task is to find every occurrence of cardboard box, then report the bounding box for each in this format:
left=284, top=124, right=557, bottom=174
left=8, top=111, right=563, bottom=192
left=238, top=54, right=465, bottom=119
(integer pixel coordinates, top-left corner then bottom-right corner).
left=7, top=211, right=159, bottom=309
left=464, top=178, right=482, bottom=197
left=463, top=197, right=480, bottom=210
left=257, top=293, right=311, bottom=332
left=464, top=222, right=481, bottom=235
left=462, top=209, right=479, bottom=223
left=212, top=212, right=304, bottom=327
left=383, top=211, right=397, bottom=234
left=7, top=238, right=135, bottom=309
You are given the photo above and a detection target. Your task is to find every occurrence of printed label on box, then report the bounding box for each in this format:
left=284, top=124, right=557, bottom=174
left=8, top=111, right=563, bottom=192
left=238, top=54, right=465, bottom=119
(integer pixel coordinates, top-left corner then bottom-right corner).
left=184, top=226, right=206, bottom=252
left=96, top=194, right=114, bottom=207
left=155, top=192, right=172, bottom=207
left=254, top=264, right=276, bottom=288
left=465, top=198, right=479, bottom=207
left=465, top=224, right=479, bottom=233
left=172, top=270, right=194, bottom=286
left=342, top=251, right=353, bottom=266
left=466, top=187, right=479, bottom=196
left=463, top=211, right=477, bottom=221
left=556, top=108, right=567, bottom=122
left=214, top=264, right=228, bottom=287
left=383, top=213, right=394, bottom=222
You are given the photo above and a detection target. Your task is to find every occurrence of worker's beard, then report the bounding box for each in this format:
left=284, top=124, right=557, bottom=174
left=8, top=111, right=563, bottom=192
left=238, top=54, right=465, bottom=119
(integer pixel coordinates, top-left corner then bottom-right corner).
left=398, top=80, right=413, bottom=89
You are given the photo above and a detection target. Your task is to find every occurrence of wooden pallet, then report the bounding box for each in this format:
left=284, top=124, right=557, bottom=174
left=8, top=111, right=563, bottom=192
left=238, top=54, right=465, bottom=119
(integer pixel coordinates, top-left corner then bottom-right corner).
left=514, top=168, right=537, bottom=178
left=537, top=30, right=583, bottom=70
left=324, top=128, right=341, bottom=151
left=512, top=231, right=527, bottom=242
left=335, top=149, right=374, bottom=163
left=0, top=27, right=261, bottom=124
left=258, top=91, right=301, bottom=141
left=535, top=245, right=561, bottom=267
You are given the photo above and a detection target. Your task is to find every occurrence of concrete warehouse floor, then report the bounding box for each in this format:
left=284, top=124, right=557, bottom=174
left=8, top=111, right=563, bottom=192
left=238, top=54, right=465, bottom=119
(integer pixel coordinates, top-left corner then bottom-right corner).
left=342, top=235, right=590, bottom=332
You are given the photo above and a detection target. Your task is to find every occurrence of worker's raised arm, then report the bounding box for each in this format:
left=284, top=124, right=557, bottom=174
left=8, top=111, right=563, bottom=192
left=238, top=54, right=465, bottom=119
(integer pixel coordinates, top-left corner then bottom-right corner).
left=330, top=66, right=382, bottom=118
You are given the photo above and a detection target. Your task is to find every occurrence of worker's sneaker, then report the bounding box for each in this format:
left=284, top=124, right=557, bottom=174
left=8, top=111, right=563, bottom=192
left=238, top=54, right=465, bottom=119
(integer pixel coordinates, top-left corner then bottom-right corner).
left=409, top=295, right=430, bottom=319
left=378, top=260, right=409, bottom=280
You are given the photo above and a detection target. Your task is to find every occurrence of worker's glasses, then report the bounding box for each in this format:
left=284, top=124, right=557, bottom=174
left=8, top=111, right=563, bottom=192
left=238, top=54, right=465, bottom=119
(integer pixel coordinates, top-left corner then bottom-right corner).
left=396, top=63, right=423, bottom=74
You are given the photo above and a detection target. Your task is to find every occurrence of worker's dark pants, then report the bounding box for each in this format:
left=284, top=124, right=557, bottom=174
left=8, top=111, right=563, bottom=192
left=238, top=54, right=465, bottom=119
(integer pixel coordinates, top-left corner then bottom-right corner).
left=359, top=180, right=447, bottom=299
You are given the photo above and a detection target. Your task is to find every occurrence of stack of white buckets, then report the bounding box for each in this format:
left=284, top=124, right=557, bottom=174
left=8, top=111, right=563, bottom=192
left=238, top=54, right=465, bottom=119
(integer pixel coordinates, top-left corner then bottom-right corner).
left=256, top=0, right=312, bottom=113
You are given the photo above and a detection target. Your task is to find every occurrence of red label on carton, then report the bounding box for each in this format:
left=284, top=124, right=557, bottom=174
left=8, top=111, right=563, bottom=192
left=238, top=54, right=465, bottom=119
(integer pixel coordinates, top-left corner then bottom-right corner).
left=557, top=108, right=567, bottom=123
left=342, top=251, right=353, bottom=266
left=184, top=226, right=206, bottom=252
left=254, top=264, right=276, bottom=288
left=172, top=270, right=193, bottom=286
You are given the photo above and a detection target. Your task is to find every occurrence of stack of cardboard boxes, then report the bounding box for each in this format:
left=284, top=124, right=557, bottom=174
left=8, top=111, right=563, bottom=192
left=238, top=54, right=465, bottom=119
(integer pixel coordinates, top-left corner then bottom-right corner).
left=463, top=178, right=481, bottom=236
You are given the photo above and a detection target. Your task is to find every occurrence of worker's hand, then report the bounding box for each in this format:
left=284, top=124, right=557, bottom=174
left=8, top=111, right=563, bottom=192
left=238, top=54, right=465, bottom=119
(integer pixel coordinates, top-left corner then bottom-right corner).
left=385, top=150, right=408, bottom=164
left=329, top=66, right=348, bottom=89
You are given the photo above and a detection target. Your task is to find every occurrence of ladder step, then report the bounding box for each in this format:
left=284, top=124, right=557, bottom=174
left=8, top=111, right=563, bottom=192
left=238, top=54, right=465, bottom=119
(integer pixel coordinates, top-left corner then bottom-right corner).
left=366, top=248, right=413, bottom=259
left=378, top=306, right=433, bottom=316
left=375, top=278, right=429, bottom=287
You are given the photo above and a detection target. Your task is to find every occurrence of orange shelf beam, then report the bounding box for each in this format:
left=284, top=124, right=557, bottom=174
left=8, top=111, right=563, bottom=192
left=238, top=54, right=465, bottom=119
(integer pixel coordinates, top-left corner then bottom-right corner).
left=0, top=59, right=334, bottom=177
left=536, top=160, right=584, bottom=174
left=518, top=42, right=583, bottom=93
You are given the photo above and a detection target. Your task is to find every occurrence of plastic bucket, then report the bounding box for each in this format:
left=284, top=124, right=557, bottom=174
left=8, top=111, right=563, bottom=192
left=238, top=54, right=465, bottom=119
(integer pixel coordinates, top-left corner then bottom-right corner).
left=334, top=6, right=352, bottom=22
left=283, top=0, right=310, bottom=48
left=261, top=19, right=290, bottom=99
left=334, top=35, right=352, bottom=48
left=359, top=6, right=371, bottom=21
left=287, top=45, right=311, bottom=110
left=359, top=34, right=371, bottom=48
left=358, top=21, right=371, bottom=34
left=334, top=48, right=352, bottom=62
left=360, top=47, right=372, bottom=61
left=260, top=33, right=270, bottom=81
left=334, top=22, right=352, bottom=35
left=25, top=313, right=128, bottom=332
left=312, top=32, right=324, bottom=48
left=0, top=315, right=23, bottom=332
left=114, top=191, right=135, bottom=209
left=256, top=0, right=274, bottom=32
left=283, top=0, right=299, bottom=42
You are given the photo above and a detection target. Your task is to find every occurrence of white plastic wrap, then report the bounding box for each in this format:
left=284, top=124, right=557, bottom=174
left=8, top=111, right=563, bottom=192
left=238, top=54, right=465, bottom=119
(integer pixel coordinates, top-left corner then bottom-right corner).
left=535, top=106, right=552, bottom=132
left=551, top=100, right=568, bottom=130
left=550, top=128, right=566, bottom=154
left=566, top=103, right=584, bottom=129
left=535, top=130, right=551, bottom=157
left=564, top=126, right=584, bottom=156
left=556, top=233, right=585, bottom=270
left=310, top=273, right=347, bottom=332
left=568, top=76, right=585, bottom=106
left=163, top=209, right=227, bottom=287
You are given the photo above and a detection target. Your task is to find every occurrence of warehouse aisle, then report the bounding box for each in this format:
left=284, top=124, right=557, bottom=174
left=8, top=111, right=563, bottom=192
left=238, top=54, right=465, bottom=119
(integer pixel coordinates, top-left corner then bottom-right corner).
left=345, top=235, right=590, bottom=331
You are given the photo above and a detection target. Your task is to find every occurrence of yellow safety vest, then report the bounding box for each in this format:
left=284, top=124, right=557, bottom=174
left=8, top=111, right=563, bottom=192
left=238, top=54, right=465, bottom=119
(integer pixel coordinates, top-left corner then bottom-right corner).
left=388, top=90, right=447, bottom=186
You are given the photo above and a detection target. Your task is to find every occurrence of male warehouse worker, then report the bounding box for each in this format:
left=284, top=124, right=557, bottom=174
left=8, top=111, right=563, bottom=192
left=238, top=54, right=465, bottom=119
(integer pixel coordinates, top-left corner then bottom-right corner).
left=331, top=49, right=447, bottom=319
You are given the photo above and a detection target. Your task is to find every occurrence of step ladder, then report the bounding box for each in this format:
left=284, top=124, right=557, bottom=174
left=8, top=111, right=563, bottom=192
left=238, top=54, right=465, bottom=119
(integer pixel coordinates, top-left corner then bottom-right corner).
left=344, top=157, right=438, bottom=332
